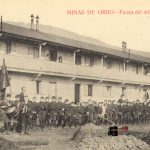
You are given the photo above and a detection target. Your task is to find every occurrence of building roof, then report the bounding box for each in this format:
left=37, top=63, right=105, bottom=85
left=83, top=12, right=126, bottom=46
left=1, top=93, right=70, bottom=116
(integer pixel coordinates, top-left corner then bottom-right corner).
left=0, top=22, right=150, bottom=64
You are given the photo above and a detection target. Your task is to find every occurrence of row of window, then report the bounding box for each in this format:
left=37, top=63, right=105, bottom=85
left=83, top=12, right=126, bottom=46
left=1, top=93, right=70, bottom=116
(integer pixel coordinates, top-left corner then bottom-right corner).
left=83, top=85, right=148, bottom=98
left=76, top=55, right=144, bottom=74
left=36, top=81, right=93, bottom=96
left=1, top=42, right=149, bottom=74
left=36, top=81, right=148, bottom=100
left=76, top=55, right=95, bottom=67
left=104, top=86, right=148, bottom=97
left=48, top=52, right=149, bottom=75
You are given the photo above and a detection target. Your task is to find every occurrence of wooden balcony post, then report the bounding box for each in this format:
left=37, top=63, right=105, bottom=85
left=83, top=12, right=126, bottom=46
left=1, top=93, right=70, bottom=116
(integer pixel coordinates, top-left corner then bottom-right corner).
left=73, top=50, right=76, bottom=64
left=101, top=56, right=104, bottom=67
left=123, top=60, right=126, bottom=71
left=73, top=50, right=76, bottom=79
left=39, top=44, right=42, bottom=59
left=142, top=64, right=144, bottom=74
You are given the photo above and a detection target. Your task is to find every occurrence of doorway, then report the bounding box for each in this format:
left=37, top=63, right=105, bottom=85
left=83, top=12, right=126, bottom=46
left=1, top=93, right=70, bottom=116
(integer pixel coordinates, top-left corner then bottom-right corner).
left=75, top=84, right=80, bottom=104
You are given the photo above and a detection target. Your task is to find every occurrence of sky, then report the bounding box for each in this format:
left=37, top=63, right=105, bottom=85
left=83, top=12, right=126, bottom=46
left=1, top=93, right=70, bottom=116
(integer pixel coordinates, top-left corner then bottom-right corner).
left=0, top=0, right=150, bottom=52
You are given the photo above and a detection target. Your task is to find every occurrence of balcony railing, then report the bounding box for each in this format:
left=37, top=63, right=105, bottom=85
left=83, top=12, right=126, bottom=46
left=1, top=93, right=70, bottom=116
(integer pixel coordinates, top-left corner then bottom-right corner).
left=0, top=54, right=149, bottom=85
left=75, top=65, right=150, bottom=84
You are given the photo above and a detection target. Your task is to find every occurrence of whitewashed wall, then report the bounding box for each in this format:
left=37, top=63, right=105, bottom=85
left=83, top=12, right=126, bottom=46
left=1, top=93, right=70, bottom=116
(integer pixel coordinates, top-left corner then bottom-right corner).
left=0, top=41, right=7, bottom=54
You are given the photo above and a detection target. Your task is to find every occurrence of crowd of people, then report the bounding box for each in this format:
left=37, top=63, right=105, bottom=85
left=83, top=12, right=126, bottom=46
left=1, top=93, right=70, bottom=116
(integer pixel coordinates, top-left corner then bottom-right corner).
left=0, top=87, right=150, bottom=135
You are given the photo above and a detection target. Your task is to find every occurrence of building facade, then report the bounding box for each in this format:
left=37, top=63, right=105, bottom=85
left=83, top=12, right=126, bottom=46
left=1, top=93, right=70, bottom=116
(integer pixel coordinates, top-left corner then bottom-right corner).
left=0, top=22, right=150, bottom=102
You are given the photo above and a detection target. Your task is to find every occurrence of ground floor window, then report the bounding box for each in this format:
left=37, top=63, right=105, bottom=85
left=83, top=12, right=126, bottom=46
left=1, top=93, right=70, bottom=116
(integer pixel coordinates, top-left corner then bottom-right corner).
left=49, top=82, right=57, bottom=98
left=84, top=84, right=93, bottom=96
left=75, top=84, right=80, bottom=104
left=36, top=80, right=41, bottom=94
left=88, top=84, right=93, bottom=96
left=121, top=87, right=127, bottom=97
left=143, top=89, right=149, bottom=101
left=58, top=56, right=62, bottom=62
left=103, top=86, right=111, bottom=97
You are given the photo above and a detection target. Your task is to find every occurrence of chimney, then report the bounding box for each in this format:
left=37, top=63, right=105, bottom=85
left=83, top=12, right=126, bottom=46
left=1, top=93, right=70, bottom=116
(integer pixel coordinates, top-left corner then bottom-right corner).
left=36, top=15, right=39, bottom=31
left=122, top=41, right=127, bottom=52
left=124, top=42, right=127, bottom=51
left=30, top=14, right=34, bottom=30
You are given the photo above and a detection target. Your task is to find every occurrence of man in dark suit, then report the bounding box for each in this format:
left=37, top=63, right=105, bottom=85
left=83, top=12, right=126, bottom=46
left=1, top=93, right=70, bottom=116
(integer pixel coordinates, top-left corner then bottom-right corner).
left=57, top=97, right=64, bottom=127
left=19, top=87, right=26, bottom=102
left=17, top=95, right=30, bottom=135
left=48, top=96, right=57, bottom=127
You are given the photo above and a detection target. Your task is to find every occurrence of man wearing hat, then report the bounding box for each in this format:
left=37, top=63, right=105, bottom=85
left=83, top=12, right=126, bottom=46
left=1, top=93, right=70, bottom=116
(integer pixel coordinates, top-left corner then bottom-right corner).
left=117, top=99, right=124, bottom=125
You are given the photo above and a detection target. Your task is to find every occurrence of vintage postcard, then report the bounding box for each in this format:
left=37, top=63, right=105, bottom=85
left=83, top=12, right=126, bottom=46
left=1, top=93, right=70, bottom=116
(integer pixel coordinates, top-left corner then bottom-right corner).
left=0, top=0, right=150, bottom=150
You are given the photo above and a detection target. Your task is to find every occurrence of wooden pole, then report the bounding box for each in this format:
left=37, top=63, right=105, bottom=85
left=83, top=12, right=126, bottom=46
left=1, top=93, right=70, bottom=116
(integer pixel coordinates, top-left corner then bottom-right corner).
left=123, top=61, right=126, bottom=72
left=0, top=16, right=2, bottom=30
left=39, top=44, right=42, bottom=60
left=73, top=50, right=76, bottom=64
left=1, top=88, right=6, bottom=101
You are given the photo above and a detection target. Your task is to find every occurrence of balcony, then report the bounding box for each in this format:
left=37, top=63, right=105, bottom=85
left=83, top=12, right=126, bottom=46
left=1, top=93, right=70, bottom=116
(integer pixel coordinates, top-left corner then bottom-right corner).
left=75, top=65, right=150, bottom=85
left=0, top=54, right=75, bottom=77
left=0, top=54, right=150, bottom=85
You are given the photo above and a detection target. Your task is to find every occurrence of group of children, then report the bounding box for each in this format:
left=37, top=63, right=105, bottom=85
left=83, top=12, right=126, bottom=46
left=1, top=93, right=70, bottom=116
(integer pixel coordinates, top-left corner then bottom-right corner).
left=0, top=91, right=150, bottom=134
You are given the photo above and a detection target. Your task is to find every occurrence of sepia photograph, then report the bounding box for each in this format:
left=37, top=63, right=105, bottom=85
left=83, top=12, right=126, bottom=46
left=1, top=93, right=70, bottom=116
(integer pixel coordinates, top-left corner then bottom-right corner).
left=0, top=0, right=150, bottom=149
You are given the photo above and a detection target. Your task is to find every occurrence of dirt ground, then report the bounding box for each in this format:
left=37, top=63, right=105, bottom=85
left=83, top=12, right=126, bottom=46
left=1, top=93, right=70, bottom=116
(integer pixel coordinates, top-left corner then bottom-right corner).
left=0, top=127, right=78, bottom=150
left=128, top=124, right=150, bottom=145
left=0, top=124, right=150, bottom=150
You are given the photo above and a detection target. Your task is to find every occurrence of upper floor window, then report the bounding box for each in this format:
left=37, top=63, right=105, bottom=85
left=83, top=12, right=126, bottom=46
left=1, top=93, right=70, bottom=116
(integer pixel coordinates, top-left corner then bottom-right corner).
left=104, top=58, right=113, bottom=69
left=107, top=61, right=112, bottom=69
left=89, top=57, right=94, bottom=67
left=118, top=61, right=124, bottom=71
left=126, top=62, right=139, bottom=73
left=144, top=65, right=150, bottom=74
left=84, top=56, right=95, bottom=67
left=6, top=41, right=11, bottom=54
left=135, top=64, right=139, bottom=74
left=50, top=50, right=57, bottom=61
left=75, top=54, right=81, bottom=65
left=33, top=48, right=39, bottom=59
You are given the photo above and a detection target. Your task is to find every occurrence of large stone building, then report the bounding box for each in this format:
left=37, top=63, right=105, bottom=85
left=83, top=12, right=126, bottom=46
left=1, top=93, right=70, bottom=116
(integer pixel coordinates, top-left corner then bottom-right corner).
left=0, top=19, right=150, bottom=102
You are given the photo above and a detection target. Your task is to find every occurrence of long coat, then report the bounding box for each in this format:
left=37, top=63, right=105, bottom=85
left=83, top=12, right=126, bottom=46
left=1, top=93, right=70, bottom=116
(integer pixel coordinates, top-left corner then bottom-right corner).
left=18, top=92, right=25, bottom=101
